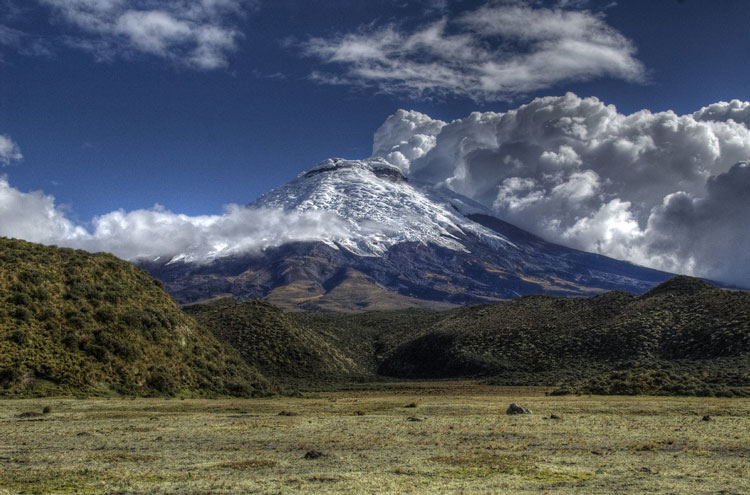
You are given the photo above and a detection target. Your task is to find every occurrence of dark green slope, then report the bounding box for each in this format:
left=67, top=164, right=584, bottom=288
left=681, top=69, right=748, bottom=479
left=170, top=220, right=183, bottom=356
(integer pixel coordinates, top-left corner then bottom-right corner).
left=185, top=298, right=367, bottom=386
left=291, top=308, right=450, bottom=374
left=378, top=276, right=750, bottom=395
left=0, top=238, right=273, bottom=397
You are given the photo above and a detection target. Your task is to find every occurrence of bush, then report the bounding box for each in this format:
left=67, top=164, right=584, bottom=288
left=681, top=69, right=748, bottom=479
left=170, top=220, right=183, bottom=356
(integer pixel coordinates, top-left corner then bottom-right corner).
left=0, top=367, right=21, bottom=386
left=83, top=343, right=109, bottom=361
left=62, top=333, right=78, bottom=350
left=9, top=292, right=31, bottom=306
left=13, top=307, right=32, bottom=322
left=94, top=308, right=116, bottom=323
left=225, top=378, right=254, bottom=397
left=38, top=307, right=57, bottom=321
left=549, top=387, right=573, bottom=396
left=9, top=328, right=30, bottom=345
left=147, top=367, right=177, bottom=395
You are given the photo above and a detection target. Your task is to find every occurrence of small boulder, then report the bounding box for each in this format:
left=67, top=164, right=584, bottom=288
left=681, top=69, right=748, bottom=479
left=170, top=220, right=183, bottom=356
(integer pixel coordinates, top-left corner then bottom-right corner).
left=304, top=450, right=324, bottom=459
left=702, top=415, right=711, bottom=422
left=506, top=403, right=533, bottom=415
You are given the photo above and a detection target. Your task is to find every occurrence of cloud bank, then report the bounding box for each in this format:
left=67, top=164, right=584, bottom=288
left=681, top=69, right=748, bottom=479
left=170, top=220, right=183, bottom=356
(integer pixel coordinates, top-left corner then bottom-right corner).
left=373, top=93, right=750, bottom=286
left=34, top=0, right=251, bottom=69
left=0, top=176, right=348, bottom=262
left=303, top=2, right=644, bottom=101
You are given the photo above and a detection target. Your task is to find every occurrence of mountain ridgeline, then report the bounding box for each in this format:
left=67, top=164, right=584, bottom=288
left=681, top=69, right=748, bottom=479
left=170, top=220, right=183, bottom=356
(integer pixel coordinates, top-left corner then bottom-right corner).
left=0, top=238, right=273, bottom=398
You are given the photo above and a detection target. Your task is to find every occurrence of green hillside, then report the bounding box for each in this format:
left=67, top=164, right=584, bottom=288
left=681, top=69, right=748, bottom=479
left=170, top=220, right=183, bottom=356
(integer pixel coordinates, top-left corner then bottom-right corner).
left=188, top=276, right=748, bottom=396
left=377, top=277, right=750, bottom=396
left=0, top=238, right=273, bottom=398
left=291, top=308, right=449, bottom=374
left=8, top=238, right=743, bottom=400
left=185, top=298, right=367, bottom=386
left=293, top=277, right=750, bottom=396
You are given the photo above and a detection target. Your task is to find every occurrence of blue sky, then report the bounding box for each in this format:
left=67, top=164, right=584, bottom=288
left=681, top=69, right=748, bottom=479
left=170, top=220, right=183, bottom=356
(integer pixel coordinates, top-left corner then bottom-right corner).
left=1, top=0, right=750, bottom=285
left=1, top=0, right=748, bottom=218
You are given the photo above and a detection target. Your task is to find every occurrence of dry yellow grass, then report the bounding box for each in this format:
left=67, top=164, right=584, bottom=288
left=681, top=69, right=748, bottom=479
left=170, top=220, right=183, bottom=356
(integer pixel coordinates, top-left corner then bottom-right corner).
left=1, top=382, right=748, bottom=494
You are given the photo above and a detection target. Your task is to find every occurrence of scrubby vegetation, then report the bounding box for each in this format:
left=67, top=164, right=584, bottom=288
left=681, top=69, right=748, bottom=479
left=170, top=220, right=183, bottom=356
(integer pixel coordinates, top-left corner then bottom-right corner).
left=0, top=238, right=273, bottom=397
left=561, top=363, right=750, bottom=397
left=375, top=277, right=750, bottom=395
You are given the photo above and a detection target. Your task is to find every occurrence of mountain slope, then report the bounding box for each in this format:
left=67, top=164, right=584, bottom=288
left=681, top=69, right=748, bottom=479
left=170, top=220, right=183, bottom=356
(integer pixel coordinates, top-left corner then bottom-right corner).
left=0, top=238, right=273, bottom=397
left=142, top=158, right=673, bottom=308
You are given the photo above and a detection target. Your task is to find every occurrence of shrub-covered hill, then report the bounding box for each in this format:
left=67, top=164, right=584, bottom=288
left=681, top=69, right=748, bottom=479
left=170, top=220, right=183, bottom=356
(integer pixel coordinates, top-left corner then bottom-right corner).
left=184, top=298, right=367, bottom=386
left=280, top=276, right=748, bottom=396
left=0, top=238, right=273, bottom=397
left=377, top=276, right=750, bottom=396
left=183, top=275, right=749, bottom=397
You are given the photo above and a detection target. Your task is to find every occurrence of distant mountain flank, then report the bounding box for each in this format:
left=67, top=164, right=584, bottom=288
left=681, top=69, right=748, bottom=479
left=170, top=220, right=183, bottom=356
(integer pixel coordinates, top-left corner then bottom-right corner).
left=141, top=158, right=674, bottom=309
left=0, top=238, right=273, bottom=398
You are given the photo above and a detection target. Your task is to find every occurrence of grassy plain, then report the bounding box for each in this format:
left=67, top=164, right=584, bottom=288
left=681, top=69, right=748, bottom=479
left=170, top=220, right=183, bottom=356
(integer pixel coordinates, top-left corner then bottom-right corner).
left=1, top=382, right=748, bottom=494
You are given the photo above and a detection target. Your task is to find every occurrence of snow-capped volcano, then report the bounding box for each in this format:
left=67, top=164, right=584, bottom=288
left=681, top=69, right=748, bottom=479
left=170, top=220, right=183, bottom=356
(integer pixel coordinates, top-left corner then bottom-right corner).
left=250, top=157, right=512, bottom=257
left=141, top=156, right=674, bottom=310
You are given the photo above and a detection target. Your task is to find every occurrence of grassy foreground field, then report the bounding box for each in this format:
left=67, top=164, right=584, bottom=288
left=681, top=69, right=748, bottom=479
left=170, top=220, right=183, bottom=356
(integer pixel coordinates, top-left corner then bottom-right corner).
left=1, top=382, right=748, bottom=494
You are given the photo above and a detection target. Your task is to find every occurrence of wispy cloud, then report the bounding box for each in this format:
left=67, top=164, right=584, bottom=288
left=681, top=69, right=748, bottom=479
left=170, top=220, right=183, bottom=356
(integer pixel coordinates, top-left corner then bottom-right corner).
left=301, top=1, right=644, bottom=101
left=0, top=23, right=53, bottom=58
left=30, top=0, right=253, bottom=69
left=0, top=135, right=23, bottom=165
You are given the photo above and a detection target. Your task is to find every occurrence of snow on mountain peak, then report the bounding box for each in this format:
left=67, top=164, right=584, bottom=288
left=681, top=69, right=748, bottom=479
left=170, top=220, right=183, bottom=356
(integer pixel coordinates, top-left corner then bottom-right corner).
left=251, top=157, right=512, bottom=257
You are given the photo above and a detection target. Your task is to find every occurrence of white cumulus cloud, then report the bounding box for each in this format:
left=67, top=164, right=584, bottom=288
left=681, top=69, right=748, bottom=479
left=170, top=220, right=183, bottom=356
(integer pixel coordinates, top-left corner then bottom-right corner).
left=642, top=161, right=750, bottom=286
left=0, top=176, right=349, bottom=262
left=0, top=176, right=87, bottom=242
left=302, top=2, right=644, bottom=101
left=373, top=92, right=750, bottom=285
left=693, top=99, right=750, bottom=127
left=371, top=109, right=446, bottom=174
left=37, top=0, right=251, bottom=69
